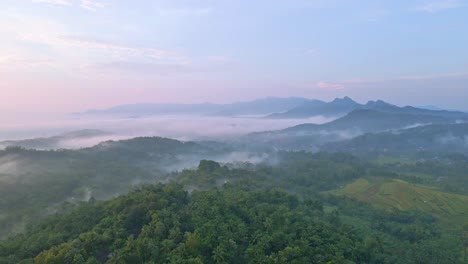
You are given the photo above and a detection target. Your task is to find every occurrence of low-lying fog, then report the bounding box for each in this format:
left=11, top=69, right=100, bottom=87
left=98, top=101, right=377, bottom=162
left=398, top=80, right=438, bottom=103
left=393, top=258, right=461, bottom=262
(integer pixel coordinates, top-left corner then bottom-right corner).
left=0, top=114, right=335, bottom=147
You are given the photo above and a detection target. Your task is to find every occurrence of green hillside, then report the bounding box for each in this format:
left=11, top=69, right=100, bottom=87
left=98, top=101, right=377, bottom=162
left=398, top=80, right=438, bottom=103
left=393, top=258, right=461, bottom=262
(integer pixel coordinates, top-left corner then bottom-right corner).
left=323, top=123, right=468, bottom=156
left=331, top=177, right=468, bottom=224
left=1, top=161, right=465, bottom=264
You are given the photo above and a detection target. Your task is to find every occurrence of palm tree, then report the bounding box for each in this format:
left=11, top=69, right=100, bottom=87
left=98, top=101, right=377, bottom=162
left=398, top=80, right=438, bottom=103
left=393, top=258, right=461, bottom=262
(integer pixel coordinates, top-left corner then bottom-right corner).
left=212, top=245, right=226, bottom=264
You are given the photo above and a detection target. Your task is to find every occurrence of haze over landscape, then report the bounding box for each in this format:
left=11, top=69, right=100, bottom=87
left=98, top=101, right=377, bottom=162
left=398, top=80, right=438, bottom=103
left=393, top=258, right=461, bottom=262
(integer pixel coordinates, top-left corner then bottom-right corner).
left=1, top=1, right=468, bottom=263
left=1, top=0, right=468, bottom=116
left=2, top=0, right=468, bottom=141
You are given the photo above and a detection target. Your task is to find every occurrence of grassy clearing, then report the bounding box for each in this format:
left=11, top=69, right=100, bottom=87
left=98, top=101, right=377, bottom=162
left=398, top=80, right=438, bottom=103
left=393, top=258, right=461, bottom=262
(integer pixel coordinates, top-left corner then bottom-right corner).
left=331, top=177, right=468, bottom=224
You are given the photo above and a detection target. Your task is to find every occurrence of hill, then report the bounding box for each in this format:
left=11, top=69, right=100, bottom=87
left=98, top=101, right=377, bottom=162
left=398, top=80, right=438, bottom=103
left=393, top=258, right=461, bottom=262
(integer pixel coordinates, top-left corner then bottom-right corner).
left=0, top=158, right=465, bottom=263
left=285, top=109, right=454, bottom=133
left=268, top=97, right=468, bottom=120
left=0, top=137, right=232, bottom=238
left=0, top=129, right=113, bottom=150
left=0, top=184, right=369, bottom=263
left=267, top=96, right=359, bottom=118
left=330, top=177, right=468, bottom=224
left=323, top=123, right=468, bottom=156
left=243, top=109, right=461, bottom=150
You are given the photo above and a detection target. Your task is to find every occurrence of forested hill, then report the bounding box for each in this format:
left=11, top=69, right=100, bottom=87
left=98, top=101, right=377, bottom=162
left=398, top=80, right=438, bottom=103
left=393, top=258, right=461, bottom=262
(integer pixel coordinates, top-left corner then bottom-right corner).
left=1, top=184, right=365, bottom=264
left=242, top=109, right=464, bottom=151
left=1, top=153, right=467, bottom=263
left=0, top=137, right=232, bottom=239
left=0, top=130, right=112, bottom=150
left=323, top=123, right=468, bottom=156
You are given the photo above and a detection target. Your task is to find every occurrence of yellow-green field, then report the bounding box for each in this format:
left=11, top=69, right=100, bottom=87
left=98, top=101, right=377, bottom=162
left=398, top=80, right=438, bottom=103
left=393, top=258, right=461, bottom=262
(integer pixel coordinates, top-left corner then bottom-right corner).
left=331, top=177, right=468, bottom=224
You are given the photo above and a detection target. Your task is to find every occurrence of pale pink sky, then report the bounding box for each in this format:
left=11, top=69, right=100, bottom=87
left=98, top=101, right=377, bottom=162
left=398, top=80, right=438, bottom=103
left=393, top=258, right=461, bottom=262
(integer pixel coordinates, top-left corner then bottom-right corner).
left=1, top=0, right=468, bottom=116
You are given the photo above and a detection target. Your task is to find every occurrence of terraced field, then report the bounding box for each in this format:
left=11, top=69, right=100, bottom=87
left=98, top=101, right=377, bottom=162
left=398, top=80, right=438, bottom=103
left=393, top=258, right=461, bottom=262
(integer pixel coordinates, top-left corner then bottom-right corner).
left=331, top=177, right=468, bottom=224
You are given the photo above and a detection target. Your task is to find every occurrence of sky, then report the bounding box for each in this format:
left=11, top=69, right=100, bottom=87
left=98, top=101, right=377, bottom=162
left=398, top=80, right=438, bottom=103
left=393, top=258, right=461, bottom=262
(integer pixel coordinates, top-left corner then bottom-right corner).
left=1, top=0, right=468, bottom=115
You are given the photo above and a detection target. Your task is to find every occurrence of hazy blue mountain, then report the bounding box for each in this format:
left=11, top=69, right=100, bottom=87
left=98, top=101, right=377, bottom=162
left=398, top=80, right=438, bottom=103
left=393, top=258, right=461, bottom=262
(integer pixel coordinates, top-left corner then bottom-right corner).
left=417, top=105, right=443, bottom=111
left=367, top=101, right=468, bottom=119
left=322, top=123, right=468, bottom=156
left=79, top=96, right=468, bottom=121
left=267, top=96, right=357, bottom=118
left=267, top=97, right=468, bottom=120
left=243, top=109, right=463, bottom=151
left=417, top=105, right=468, bottom=113
left=79, top=97, right=314, bottom=117
left=83, top=103, right=220, bottom=117
left=284, top=109, right=455, bottom=134
left=0, top=129, right=112, bottom=150
left=211, top=97, right=315, bottom=116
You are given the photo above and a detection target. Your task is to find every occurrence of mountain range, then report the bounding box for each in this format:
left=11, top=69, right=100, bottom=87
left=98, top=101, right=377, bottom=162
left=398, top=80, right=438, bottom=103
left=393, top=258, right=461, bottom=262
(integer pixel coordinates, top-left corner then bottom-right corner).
left=267, top=96, right=468, bottom=119
left=281, top=108, right=460, bottom=134
left=322, top=123, right=468, bottom=156
left=243, top=106, right=468, bottom=151
left=79, top=97, right=313, bottom=117
left=6, top=96, right=467, bottom=154
left=22, top=97, right=468, bottom=152
left=79, top=96, right=468, bottom=123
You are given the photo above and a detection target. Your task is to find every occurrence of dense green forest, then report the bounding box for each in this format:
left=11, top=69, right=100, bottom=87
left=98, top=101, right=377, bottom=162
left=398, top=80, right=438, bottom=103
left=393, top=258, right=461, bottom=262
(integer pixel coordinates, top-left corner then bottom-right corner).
left=0, top=149, right=467, bottom=263
left=0, top=138, right=231, bottom=238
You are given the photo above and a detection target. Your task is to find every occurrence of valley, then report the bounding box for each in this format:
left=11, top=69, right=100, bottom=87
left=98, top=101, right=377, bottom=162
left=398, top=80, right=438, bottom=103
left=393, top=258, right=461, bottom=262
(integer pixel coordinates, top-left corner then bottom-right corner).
left=0, top=97, right=467, bottom=263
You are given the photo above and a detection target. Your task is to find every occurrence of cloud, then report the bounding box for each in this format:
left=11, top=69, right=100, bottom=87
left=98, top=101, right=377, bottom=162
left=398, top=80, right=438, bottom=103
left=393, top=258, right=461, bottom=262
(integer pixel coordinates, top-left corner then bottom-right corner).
left=0, top=13, right=191, bottom=75
left=316, top=81, right=345, bottom=90
left=16, top=30, right=189, bottom=66
left=416, top=0, right=461, bottom=13
left=59, top=35, right=188, bottom=63
left=31, top=0, right=104, bottom=11
left=99, top=61, right=194, bottom=75
left=79, top=0, right=104, bottom=11
left=0, top=114, right=334, bottom=143
left=0, top=155, right=22, bottom=179
left=31, top=0, right=72, bottom=5
left=0, top=54, right=54, bottom=70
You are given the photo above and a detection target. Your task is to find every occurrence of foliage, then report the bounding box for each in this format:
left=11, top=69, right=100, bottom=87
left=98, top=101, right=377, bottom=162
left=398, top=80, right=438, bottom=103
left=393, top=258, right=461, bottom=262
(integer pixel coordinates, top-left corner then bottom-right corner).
left=1, top=156, right=466, bottom=263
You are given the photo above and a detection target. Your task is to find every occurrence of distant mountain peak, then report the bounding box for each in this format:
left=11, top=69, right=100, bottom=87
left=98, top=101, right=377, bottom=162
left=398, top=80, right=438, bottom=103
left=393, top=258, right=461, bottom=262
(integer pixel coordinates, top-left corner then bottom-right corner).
left=332, top=96, right=356, bottom=104
left=365, top=99, right=391, bottom=106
